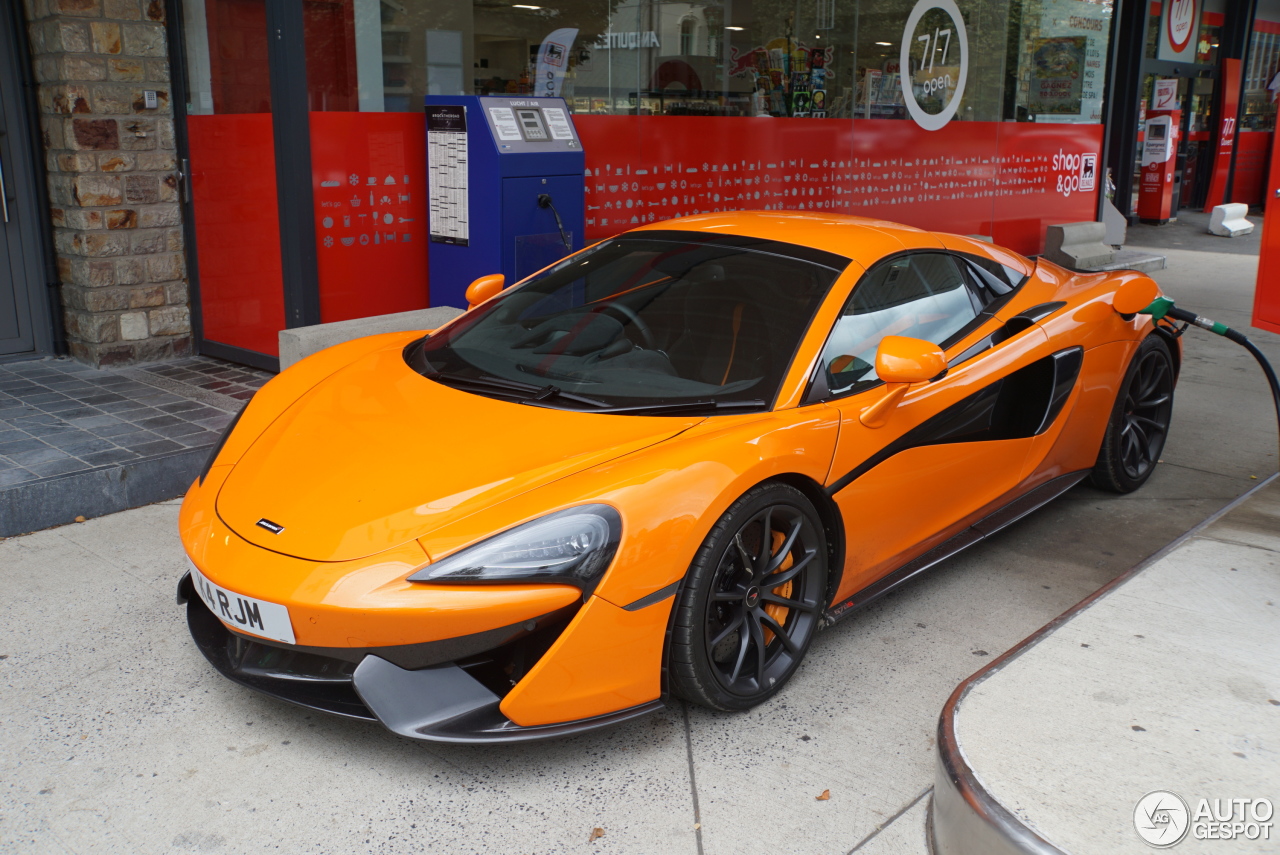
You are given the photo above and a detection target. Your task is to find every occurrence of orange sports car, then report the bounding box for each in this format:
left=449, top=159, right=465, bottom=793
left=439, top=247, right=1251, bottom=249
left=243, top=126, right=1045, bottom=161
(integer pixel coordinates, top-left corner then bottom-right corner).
left=177, top=213, right=1178, bottom=742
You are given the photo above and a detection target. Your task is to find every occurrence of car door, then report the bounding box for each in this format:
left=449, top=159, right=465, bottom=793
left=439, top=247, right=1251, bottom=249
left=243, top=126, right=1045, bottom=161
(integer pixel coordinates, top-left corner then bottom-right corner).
left=814, top=250, right=1064, bottom=604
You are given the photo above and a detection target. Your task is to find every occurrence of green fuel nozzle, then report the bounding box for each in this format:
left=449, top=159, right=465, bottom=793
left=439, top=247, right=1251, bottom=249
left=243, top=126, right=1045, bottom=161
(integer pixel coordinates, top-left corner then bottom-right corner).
left=1139, top=297, right=1231, bottom=337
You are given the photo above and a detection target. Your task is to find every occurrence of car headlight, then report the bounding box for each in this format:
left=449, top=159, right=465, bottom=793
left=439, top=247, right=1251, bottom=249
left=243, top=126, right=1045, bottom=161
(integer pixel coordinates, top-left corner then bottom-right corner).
left=408, top=505, right=622, bottom=592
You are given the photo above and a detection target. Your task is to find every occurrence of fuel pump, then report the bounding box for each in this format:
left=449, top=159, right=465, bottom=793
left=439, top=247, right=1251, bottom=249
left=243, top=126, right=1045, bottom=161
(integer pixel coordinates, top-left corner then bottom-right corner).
left=424, top=95, right=585, bottom=308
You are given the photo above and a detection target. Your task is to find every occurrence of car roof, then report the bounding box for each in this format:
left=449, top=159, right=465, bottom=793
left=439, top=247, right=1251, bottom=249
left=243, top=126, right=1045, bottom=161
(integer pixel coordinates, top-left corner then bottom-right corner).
left=627, top=212, right=1030, bottom=274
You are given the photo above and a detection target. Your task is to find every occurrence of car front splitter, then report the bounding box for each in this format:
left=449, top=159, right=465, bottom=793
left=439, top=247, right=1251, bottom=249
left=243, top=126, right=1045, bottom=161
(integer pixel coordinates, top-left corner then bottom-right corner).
left=181, top=572, right=662, bottom=743
left=352, top=654, right=664, bottom=744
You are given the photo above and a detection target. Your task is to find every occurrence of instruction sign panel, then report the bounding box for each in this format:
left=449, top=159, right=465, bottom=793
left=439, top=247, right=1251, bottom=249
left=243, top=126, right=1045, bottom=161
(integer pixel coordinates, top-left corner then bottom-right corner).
left=427, top=105, right=470, bottom=246
left=488, top=107, right=523, bottom=142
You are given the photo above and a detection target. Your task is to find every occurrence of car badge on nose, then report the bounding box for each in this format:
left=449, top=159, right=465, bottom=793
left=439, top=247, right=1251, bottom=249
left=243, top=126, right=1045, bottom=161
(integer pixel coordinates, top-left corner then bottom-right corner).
left=256, top=518, right=285, bottom=534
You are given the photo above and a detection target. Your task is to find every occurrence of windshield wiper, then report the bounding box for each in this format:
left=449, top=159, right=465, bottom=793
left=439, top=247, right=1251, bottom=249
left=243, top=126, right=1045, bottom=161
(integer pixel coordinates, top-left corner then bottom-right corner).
left=423, top=370, right=610, bottom=408
left=586, top=399, right=768, bottom=416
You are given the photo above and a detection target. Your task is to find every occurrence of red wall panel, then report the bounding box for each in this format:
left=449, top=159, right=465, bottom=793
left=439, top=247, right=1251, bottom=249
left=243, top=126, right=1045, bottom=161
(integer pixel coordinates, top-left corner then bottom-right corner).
left=1232, top=131, right=1272, bottom=207
left=309, top=112, right=430, bottom=322
left=575, top=116, right=1102, bottom=257
left=187, top=113, right=286, bottom=357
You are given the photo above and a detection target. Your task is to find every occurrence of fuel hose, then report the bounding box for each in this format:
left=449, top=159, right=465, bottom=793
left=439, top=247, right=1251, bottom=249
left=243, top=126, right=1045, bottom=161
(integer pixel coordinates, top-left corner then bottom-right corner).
left=1140, top=297, right=1280, bottom=454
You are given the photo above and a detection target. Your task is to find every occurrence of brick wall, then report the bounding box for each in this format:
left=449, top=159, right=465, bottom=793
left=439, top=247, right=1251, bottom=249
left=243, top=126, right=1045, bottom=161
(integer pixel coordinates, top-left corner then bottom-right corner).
left=23, top=0, right=192, bottom=366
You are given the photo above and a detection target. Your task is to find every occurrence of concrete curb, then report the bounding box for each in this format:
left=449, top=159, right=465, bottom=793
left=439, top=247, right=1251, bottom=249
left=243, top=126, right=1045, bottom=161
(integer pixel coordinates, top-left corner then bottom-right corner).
left=0, top=446, right=206, bottom=537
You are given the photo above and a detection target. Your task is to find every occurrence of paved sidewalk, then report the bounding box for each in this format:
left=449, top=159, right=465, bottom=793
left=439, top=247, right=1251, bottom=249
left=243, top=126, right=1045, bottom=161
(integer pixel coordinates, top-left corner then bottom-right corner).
left=0, top=357, right=267, bottom=536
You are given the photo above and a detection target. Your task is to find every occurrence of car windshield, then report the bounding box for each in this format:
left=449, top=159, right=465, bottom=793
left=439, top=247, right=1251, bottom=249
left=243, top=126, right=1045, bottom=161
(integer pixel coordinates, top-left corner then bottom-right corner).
left=408, top=232, right=847, bottom=413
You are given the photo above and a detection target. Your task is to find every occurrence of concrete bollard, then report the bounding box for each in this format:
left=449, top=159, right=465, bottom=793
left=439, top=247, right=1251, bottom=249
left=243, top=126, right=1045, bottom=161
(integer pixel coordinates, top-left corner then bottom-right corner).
left=278, top=305, right=465, bottom=370
left=1208, top=203, right=1254, bottom=237
left=1042, top=222, right=1116, bottom=271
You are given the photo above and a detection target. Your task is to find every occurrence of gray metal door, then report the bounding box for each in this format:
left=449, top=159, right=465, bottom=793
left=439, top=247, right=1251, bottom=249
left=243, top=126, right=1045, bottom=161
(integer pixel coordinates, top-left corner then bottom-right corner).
left=0, top=4, right=54, bottom=359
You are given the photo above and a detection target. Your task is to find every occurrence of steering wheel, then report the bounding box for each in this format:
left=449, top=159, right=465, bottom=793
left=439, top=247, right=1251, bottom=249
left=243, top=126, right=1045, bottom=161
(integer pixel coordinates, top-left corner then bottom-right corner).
left=597, top=301, right=656, bottom=350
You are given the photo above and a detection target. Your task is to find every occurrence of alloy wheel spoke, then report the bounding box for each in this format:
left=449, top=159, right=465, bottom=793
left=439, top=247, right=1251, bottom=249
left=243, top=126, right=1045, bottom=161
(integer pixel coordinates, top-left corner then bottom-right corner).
left=1136, top=392, right=1171, bottom=409
left=728, top=619, right=752, bottom=683
left=760, top=591, right=820, bottom=613
left=760, top=551, right=814, bottom=590
left=1145, top=361, right=1167, bottom=396
left=766, top=516, right=804, bottom=574
left=747, top=612, right=767, bottom=686
left=713, top=587, right=744, bottom=601
left=1133, top=414, right=1165, bottom=432
left=1123, top=430, right=1141, bottom=469
left=1129, top=418, right=1149, bottom=449
left=754, top=509, right=773, bottom=576
left=758, top=610, right=799, bottom=655
left=733, top=532, right=754, bottom=575
left=709, top=613, right=744, bottom=649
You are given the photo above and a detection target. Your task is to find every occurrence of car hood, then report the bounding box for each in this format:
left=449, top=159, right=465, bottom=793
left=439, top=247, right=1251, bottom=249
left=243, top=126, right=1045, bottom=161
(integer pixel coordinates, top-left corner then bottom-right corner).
left=216, top=344, right=700, bottom=562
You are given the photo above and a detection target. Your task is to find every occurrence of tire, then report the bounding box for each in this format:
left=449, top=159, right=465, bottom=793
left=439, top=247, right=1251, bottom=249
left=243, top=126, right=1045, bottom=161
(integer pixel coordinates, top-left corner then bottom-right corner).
left=1090, top=335, right=1176, bottom=493
left=667, top=482, right=829, bottom=711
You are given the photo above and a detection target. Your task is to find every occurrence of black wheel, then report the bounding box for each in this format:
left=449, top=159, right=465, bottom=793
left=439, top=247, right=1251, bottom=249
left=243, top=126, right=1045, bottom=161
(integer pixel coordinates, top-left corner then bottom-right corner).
left=1091, top=335, right=1175, bottom=493
left=668, top=483, right=829, bottom=711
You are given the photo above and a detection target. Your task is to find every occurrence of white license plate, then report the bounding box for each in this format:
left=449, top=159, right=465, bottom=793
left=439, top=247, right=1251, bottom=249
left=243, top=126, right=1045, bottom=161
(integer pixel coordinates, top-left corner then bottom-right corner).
left=188, top=561, right=296, bottom=645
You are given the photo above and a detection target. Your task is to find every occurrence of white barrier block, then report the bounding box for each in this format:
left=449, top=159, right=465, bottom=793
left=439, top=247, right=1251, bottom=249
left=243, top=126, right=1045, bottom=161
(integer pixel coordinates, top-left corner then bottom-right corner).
left=1208, top=203, right=1254, bottom=237
left=1042, top=222, right=1115, bottom=271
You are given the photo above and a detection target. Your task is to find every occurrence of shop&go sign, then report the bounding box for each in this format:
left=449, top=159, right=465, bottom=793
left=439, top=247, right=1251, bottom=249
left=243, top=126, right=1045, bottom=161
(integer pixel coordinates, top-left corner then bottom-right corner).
left=900, top=0, right=969, bottom=132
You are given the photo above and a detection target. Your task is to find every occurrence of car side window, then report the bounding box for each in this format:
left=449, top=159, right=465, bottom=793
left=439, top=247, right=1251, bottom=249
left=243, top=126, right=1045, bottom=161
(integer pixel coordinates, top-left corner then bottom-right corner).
left=817, top=252, right=979, bottom=397
left=963, top=255, right=1028, bottom=310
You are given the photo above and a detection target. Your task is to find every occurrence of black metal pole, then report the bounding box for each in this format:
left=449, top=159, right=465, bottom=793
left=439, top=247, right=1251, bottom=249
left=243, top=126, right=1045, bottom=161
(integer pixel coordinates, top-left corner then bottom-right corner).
left=266, top=0, right=321, bottom=330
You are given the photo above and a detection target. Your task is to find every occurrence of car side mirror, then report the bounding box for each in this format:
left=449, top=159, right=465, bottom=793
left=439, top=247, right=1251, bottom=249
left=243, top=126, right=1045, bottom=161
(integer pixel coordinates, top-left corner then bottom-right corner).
left=466, top=274, right=505, bottom=310
left=860, top=335, right=947, bottom=428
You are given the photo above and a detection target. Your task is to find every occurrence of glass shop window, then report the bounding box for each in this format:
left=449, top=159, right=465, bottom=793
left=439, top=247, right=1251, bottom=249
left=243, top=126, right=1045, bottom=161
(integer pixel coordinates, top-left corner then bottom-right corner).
left=1006, top=0, right=1114, bottom=123
left=254, top=0, right=1124, bottom=123
left=1243, top=27, right=1280, bottom=132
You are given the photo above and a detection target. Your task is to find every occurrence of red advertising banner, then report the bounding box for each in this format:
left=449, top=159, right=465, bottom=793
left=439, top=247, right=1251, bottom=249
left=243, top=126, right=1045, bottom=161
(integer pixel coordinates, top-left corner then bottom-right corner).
left=1203, top=58, right=1241, bottom=211
left=309, top=112, right=430, bottom=323
left=1231, top=131, right=1271, bottom=207
left=574, top=116, right=1102, bottom=257
left=1253, top=127, right=1280, bottom=334
left=187, top=113, right=287, bottom=357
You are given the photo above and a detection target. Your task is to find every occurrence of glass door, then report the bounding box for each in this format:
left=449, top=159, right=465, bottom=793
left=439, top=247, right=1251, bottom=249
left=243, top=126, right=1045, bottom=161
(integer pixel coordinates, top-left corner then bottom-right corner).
left=300, top=0, right=432, bottom=324
left=180, top=0, right=287, bottom=364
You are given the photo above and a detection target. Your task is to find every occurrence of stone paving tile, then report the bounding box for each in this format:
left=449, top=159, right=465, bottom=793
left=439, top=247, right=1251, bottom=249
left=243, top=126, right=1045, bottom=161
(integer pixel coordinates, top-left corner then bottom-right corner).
left=7, top=445, right=71, bottom=467
left=0, top=355, right=266, bottom=495
left=0, top=469, right=38, bottom=487
left=27, top=458, right=88, bottom=478
left=79, top=448, right=140, bottom=467
left=173, top=433, right=219, bottom=449
left=129, top=438, right=184, bottom=456
left=151, top=421, right=208, bottom=439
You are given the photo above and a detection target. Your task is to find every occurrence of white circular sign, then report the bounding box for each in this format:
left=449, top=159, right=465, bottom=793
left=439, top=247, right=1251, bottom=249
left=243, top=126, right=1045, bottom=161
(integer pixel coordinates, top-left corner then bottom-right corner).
left=1167, top=0, right=1197, bottom=52
left=899, top=0, right=969, bottom=132
left=1134, top=790, right=1190, bottom=848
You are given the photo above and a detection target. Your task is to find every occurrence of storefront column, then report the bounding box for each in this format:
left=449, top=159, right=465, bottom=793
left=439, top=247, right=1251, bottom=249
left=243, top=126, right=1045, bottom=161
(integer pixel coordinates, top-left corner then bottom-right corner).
left=22, top=0, right=192, bottom=366
left=1104, top=0, right=1152, bottom=224
left=1221, top=0, right=1260, bottom=202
